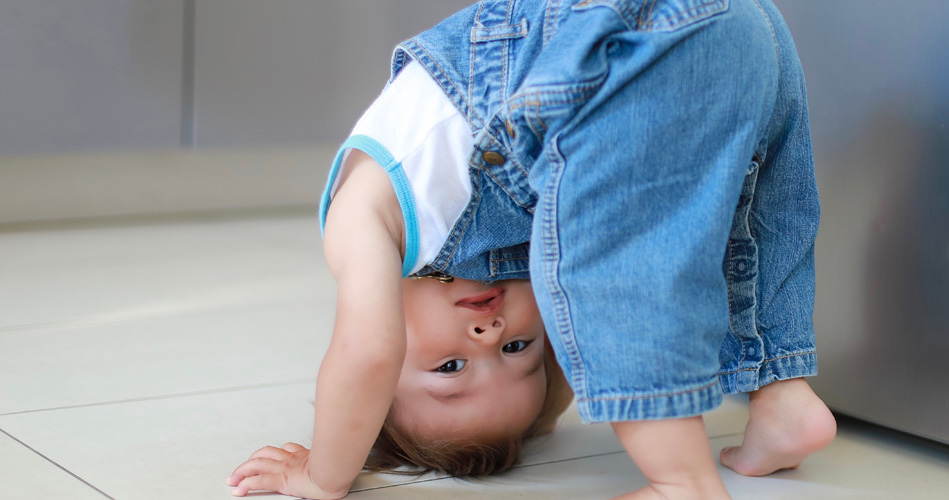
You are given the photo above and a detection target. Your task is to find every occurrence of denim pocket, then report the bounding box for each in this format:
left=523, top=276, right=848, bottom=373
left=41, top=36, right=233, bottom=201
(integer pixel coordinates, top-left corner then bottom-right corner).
left=572, top=0, right=728, bottom=32
left=489, top=243, right=531, bottom=277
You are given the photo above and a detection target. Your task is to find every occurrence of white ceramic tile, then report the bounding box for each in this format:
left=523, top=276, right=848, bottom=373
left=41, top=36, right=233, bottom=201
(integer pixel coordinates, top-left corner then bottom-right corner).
left=351, top=452, right=643, bottom=499
left=0, top=430, right=107, bottom=500
left=516, top=395, right=748, bottom=468
left=0, top=383, right=746, bottom=500
left=347, top=420, right=949, bottom=500
left=0, top=214, right=329, bottom=330
left=0, top=384, right=317, bottom=500
left=715, top=420, right=949, bottom=499
left=5, top=214, right=949, bottom=500
left=346, top=395, right=748, bottom=495
left=350, top=402, right=949, bottom=499
left=0, top=302, right=332, bottom=415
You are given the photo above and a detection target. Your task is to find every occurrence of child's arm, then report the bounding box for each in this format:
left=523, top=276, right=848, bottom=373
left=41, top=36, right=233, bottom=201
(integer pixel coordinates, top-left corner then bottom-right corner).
left=228, top=151, right=406, bottom=498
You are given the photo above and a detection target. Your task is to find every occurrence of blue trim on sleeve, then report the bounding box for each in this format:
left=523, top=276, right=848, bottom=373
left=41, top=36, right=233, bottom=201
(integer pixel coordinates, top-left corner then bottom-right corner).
left=318, top=135, right=420, bottom=278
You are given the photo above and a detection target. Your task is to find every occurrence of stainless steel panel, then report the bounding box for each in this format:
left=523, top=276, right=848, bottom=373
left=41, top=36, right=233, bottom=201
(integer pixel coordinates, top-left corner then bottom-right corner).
left=773, top=1, right=949, bottom=443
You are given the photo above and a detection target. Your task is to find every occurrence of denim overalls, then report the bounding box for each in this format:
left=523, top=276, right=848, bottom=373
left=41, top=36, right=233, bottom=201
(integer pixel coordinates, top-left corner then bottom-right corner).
left=361, top=0, right=818, bottom=422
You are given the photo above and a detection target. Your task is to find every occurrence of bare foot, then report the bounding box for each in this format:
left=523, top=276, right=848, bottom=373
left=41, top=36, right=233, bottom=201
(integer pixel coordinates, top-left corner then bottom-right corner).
left=612, top=417, right=732, bottom=500
left=720, top=378, right=837, bottom=476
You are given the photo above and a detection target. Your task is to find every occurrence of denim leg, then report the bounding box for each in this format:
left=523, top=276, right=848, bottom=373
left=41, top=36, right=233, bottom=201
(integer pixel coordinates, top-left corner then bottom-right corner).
left=525, top=0, right=783, bottom=422
left=719, top=0, right=821, bottom=393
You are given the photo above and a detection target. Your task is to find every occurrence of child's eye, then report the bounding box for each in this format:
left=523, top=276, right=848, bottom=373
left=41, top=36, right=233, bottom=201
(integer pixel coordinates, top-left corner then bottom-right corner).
left=436, top=359, right=466, bottom=373
left=502, top=340, right=531, bottom=353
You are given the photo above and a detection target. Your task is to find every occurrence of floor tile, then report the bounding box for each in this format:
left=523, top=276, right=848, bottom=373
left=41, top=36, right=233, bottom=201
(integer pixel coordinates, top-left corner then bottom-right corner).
left=716, top=418, right=949, bottom=499
left=517, top=395, right=748, bottom=468
left=349, top=395, right=748, bottom=494
left=347, top=419, right=949, bottom=500
left=0, top=386, right=743, bottom=500
left=0, top=214, right=328, bottom=330
left=0, top=384, right=317, bottom=500
left=0, top=430, right=108, bottom=500
left=0, top=302, right=330, bottom=415
left=6, top=213, right=949, bottom=500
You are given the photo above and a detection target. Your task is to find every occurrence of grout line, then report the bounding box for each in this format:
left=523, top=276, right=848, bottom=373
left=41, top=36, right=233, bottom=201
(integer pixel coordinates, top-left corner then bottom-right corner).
left=350, top=450, right=629, bottom=493
left=709, top=431, right=745, bottom=440
left=349, top=473, right=455, bottom=493
left=0, top=295, right=321, bottom=336
left=350, top=432, right=748, bottom=492
left=514, top=449, right=628, bottom=469
left=0, top=378, right=315, bottom=417
left=0, top=427, right=117, bottom=500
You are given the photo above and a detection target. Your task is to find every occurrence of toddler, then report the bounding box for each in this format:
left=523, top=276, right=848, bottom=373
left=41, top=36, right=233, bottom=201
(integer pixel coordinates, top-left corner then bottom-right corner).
left=228, top=0, right=836, bottom=498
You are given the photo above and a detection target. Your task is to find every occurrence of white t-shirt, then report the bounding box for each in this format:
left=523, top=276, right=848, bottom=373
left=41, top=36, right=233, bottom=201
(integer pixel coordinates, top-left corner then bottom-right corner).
left=319, top=60, right=473, bottom=276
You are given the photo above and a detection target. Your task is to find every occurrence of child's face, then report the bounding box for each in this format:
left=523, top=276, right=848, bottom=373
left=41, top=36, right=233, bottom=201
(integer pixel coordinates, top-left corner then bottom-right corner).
left=395, top=278, right=548, bottom=442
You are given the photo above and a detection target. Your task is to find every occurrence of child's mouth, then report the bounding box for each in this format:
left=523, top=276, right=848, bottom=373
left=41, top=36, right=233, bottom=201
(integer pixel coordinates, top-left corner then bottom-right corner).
left=456, top=287, right=505, bottom=313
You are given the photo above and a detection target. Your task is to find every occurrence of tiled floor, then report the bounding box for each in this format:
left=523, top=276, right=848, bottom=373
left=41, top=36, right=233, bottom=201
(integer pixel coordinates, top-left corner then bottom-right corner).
left=2, top=212, right=948, bottom=500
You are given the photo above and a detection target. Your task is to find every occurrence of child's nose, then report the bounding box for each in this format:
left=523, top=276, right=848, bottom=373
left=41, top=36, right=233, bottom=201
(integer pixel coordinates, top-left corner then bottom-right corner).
left=468, top=317, right=505, bottom=344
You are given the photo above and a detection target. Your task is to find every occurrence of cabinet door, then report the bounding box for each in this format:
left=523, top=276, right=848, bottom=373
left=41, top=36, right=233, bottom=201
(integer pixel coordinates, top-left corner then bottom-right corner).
left=193, top=0, right=473, bottom=148
left=0, top=0, right=185, bottom=155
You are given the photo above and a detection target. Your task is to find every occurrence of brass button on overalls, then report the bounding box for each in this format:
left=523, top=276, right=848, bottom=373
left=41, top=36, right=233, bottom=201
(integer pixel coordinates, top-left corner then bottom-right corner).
left=482, top=151, right=506, bottom=165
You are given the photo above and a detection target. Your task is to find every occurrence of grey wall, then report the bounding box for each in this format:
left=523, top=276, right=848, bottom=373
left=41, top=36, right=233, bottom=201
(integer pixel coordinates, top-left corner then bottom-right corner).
left=0, top=1, right=185, bottom=154
left=1, top=0, right=472, bottom=155
left=192, top=0, right=473, bottom=148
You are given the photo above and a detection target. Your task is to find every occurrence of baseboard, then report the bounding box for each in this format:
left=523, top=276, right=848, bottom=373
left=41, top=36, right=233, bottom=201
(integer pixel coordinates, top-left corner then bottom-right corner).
left=0, top=145, right=336, bottom=224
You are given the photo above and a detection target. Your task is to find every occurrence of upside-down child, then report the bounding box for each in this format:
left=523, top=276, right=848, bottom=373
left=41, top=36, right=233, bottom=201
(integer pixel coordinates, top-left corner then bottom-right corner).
left=227, top=0, right=837, bottom=498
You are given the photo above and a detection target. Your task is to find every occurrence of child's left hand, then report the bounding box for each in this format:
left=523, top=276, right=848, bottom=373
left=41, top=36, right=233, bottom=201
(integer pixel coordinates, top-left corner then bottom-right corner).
left=226, top=442, right=348, bottom=499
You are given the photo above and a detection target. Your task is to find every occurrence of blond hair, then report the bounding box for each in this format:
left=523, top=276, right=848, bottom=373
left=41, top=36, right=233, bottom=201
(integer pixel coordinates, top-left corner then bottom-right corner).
left=364, top=342, right=573, bottom=476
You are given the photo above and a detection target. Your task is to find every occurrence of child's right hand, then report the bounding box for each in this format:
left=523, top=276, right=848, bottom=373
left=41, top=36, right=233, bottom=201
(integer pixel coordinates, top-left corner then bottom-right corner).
left=226, top=442, right=349, bottom=499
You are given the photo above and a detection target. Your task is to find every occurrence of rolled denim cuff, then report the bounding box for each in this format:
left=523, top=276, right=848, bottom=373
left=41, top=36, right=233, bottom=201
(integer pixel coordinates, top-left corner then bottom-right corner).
left=719, top=351, right=818, bottom=394
left=576, top=378, right=724, bottom=423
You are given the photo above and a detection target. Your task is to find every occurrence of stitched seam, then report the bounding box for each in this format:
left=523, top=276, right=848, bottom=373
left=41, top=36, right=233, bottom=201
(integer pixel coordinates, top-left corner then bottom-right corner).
left=508, top=94, right=591, bottom=111
left=408, top=42, right=480, bottom=130
left=469, top=2, right=484, bottom=118
left=726, top=241, right=749, bottom=369
left=645, top=0, right=725, bottom=31
left=749, top=0, right=780, bottom=65
left=643, top=0, right=657, bottom=30
left=543, top=135, right=587, bottom=399
left=502, top=0, right=512, bottom=101
left=578, top=379, right=719, bottom=403
left=508, top=78, right=602, bottom=108
left=534, top=103, right=549, bottom=132
left=470, top=20, right=528, bottom=41
left=718, top=351, right=816, bottom=376
left=482, top=168, right=534, bottom=209
left=526, top=102, right=546, bottom=138
left=543, top=0, right=563, bottom=46
left=432, top=171, right=481, bottom=271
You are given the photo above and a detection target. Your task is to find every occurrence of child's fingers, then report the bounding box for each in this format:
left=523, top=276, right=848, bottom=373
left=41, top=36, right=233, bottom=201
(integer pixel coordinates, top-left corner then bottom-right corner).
left=281, top=442, right=306, bottom=452
left=227, top=444, right=292, bottom=483
left=228, top=458, right=285, bottom=496
left=231, top=474, right=282, bottom=497
left=231, top=474, right=283, bottom=497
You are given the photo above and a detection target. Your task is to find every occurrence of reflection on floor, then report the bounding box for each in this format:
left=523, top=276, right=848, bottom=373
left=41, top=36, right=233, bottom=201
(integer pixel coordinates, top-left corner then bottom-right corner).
left=2, top=212, right=948, bottom=499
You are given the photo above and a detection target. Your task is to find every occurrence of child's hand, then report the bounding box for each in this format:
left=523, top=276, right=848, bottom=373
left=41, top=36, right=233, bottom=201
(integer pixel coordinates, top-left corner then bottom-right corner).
left=226, top=442, right=349, bottom=499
